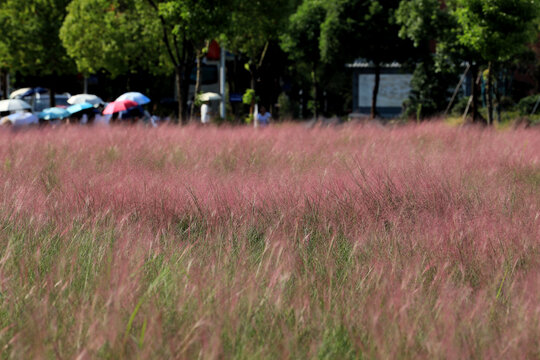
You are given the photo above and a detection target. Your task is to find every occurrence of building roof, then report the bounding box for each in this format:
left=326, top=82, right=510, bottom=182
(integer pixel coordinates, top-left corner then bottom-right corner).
left=346, top=60, right=403, bottom=69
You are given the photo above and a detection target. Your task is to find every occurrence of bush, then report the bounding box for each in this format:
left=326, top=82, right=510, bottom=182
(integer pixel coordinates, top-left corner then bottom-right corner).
left=450, top=96, right=470, bottom=117
left=242, top=89, right=259, bottom=106
left=277, top=92, right=295, bottom=119
left=498, top=96, right=515, bottom=111
left=404, top=60, right=458, bottom=119
left=517, top=94, right=540, bottom=115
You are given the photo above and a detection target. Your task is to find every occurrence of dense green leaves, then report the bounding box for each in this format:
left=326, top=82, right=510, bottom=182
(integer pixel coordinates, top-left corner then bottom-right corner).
left=280, top=0, right=328, bottom=116
left=321, top=0, right=414, bottom=65
left=455, top=0, right=540, bottom=62
left=397, top=0, right=540, bottom=121
left=0, top=0, right=75, bottom=76
left=60, top=0, right=167, bottom=77
left=281, top=0, right=326, bottom=63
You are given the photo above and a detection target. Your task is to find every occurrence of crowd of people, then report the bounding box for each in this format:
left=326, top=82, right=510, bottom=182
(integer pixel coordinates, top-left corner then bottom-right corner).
left=0, top=89, right=273, bottom=128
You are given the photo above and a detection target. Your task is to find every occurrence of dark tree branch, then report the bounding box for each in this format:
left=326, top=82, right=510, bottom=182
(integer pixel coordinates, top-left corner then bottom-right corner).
left=145, top=0, right=178, bottom=67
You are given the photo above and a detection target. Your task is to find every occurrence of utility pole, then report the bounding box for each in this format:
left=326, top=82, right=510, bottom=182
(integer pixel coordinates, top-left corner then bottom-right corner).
left=220, top=46, right=226, bottom=119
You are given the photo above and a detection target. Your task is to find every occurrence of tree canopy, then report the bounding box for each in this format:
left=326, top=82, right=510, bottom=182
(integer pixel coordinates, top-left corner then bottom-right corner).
left=0, top=0, right=539, bottom=123
left=60, top=0, right=167, bottom=77
left=281, top=0, right=328, bottom=118
left=320, top=0, right=416, bottom=118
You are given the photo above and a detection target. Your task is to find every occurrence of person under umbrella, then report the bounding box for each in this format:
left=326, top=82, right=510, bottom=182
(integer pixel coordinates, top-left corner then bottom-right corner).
left=68, top=94, right=104, bottom=107
left=38, top=107, right=70, bottom=125
left=0, top=99, right=32, bottom=116
left=67, top=102, right=95, bottom=124
left=115, top=92, right=151, bottom=105
left=0, top=112, right=38, bottom=127
left=103, top=100, right=138, bottom=124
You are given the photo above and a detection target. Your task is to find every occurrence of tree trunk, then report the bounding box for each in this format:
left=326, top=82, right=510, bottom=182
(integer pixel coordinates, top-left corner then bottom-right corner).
left=371, top=62, right=381, bottom=119
left=470, top=63, right=482, bottom=123
left=1, top=71, right=6, bottom=100
left=312, top=69, right=318, bottom=119
left=486, top=62, right=493, bottom=125
left=175, top=67, right=183, bottom=124
left=494, top=64, right=501, bottom=124
left=0, top=70, right=5, bottom=100
left=190, top=52, right=203, bottom=121
left=49, top=87, right=56, bottom=108
left=181, top=62, right=193, bottom=125
left=250, top=69, right=256, bottom=119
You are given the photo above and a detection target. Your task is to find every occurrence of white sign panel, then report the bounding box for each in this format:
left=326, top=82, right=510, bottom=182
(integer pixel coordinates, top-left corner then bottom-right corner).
left=359, top=74, right=413, bottom=108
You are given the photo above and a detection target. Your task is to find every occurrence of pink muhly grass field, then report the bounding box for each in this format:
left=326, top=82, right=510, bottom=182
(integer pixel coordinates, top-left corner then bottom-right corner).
left=0, top=122, right=538, bottom=358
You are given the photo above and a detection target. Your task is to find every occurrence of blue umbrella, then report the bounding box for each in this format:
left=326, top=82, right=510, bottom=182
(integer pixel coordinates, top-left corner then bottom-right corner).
left=67, top=102, right=93, bottom=115
left=116, top=92, right=151, bottom=105
left=38, top=107, right=70, bottom=120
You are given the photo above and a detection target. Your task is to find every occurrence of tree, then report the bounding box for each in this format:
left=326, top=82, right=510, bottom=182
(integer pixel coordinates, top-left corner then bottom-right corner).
left=0, top=0, right=76, bottom=106
left=0, top=23, right=9, bottom=99
left=61, top=0, right=167, bottom=78
left=398, top=0, right=540, bottom=123
left=397, top=0, right=483, bottom=121
left=396, top=0, right=459, bottom=119
left=454, top=0, right=540, bottom=124
left=185, top=1, right=234, bottom=120
left=222, top=0, right=293, bottom=118
left=62, top=0, right=233, bottom=123
left=280, top=0, right=327, bottom=119
left=320, top=0, right=415, bottom=119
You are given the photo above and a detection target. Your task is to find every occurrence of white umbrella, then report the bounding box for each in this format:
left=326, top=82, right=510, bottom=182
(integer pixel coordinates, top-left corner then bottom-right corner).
left=1, top=112, right=38, bottom=126
left=198, top=92, right=221, bottom=101
left=0, top=99, right=32, bottom=112
left=68, top=94, right=104, bottom=106
left=116, top=92, right=151, bottom=105
left=9, top=88, right=32, bottom=99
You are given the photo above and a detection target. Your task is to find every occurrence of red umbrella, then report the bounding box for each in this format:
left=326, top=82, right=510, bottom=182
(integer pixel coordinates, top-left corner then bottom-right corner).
left=103, top=100, right=138, bottom=115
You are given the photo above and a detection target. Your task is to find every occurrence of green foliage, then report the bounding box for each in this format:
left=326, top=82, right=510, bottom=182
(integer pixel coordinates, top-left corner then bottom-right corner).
left=0, top=0, right=75, bottom=76
left=320, top=0, right=415, bottom=117
left=321, top=0, right=414, bottom=65
left=60, top=0, right=168, bottom=77
left=396, top=0, right=444, bottom=48
left=156, top=0, right=233, bottom=51
left=451, top=96, right=470, bottom=117
left=498, top=96, right=515, bottom=111
left=404, top=60, right=458, bottom=119
left=222, top=0, right=292, bottom=67
left=454, top=0, right=540, bottom=63
left=242, top=89, right=258, bottom=105
left=517, top=94, right=540, bottom=115
left=281, top=0, right=326, bottom=64
left=280, top=0, right=328, bottom=116
left=277, top=92, right=297, bottom=119
left=396, top=0, right=463, bottom=65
